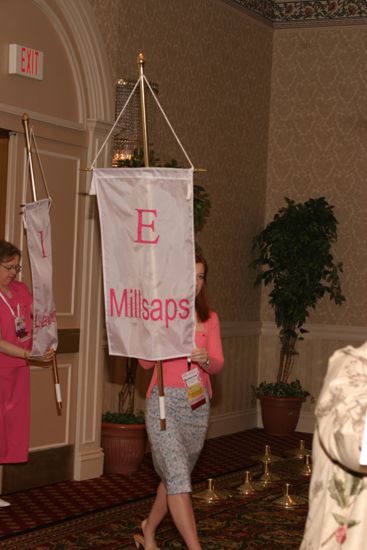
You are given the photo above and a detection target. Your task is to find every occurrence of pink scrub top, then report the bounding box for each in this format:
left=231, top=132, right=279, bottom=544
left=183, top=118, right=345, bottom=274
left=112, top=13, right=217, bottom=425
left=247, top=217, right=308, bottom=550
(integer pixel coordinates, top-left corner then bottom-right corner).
left=0, top=281, right=33, bottom=367
left=0, top=281, right=32, bottom=463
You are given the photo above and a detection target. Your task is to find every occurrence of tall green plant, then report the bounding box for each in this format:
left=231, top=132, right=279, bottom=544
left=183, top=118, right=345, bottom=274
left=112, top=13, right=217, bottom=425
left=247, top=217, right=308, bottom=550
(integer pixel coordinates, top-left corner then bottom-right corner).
left=249, top=197, right=345, bottom=386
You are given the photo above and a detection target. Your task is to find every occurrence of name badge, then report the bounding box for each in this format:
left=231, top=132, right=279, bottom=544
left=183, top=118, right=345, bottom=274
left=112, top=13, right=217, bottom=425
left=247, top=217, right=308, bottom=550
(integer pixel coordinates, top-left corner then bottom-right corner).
left=182, top=367, right=206, bottom=410
left=15, top=316, right=28, bottom=339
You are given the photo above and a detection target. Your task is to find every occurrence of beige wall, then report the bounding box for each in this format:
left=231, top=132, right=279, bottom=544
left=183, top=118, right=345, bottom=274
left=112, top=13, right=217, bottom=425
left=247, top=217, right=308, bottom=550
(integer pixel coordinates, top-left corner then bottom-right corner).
left=266, top=26, right=367, bottom=327
left=90, top=3, right=367, bottom=434
left=89, top=0, right=272, bottom=435
left=2, top=0, right=367, bottom=491
left=257, top=25, right=367, bottom=427
left=0, top=0, right=113, bottom=489
left=89, top=0, right=273, bottom=323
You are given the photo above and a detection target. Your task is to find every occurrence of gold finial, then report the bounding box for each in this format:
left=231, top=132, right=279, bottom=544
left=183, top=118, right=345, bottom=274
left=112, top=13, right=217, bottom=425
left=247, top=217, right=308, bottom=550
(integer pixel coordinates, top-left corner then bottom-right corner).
left=138, top=52, right=145, bottom=65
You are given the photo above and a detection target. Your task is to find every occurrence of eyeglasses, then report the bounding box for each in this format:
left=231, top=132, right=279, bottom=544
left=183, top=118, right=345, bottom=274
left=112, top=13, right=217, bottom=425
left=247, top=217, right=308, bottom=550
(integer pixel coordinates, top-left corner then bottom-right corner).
left=0, top=264, right=22, bottom=273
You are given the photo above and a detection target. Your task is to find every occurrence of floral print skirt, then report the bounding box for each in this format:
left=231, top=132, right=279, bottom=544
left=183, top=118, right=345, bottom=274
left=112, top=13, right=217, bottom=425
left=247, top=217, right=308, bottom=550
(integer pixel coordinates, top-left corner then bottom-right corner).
left=146, top=386, right=209, bottom=494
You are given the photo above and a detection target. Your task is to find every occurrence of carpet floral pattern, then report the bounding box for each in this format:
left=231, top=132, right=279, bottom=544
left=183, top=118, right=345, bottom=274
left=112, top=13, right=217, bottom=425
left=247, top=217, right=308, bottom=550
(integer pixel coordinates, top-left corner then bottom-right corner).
left=1, top=457, right=310, bottom=549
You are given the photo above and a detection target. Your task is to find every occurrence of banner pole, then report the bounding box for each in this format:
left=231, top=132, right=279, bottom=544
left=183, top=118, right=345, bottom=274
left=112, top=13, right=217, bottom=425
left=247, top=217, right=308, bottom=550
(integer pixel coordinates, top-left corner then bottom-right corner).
left=22, top=113, right=62, bottom=414
left=52, top=355, right=62, bottom=413
left=22, top=114, right=37, bottom=203
left=138, top=53, right=166, bottom=430
left=138, top=53, right=149, bottom=168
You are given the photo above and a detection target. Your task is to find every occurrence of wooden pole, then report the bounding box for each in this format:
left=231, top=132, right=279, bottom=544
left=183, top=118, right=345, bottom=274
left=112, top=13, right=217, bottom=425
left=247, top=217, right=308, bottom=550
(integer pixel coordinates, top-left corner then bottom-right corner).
left=22, top=114, right=37, bottom=201
left=138, top=53, right=149, bottom=167
left=137, top=54, right=166, bottom=430
left=22, top=113, right=62, bottom=414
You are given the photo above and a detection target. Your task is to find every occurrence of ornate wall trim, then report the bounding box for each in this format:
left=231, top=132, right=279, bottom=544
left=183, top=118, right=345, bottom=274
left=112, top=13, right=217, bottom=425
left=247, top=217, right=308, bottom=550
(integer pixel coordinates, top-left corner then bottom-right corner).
left=226, top=0, right=367, bottom=28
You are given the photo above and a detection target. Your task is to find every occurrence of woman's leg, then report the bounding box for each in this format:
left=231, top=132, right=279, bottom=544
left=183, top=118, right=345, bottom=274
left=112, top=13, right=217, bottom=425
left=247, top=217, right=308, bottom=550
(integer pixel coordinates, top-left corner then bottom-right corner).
left=167, top=492, right=201, bottom=550
left=141, top=481, right=168, bottom=547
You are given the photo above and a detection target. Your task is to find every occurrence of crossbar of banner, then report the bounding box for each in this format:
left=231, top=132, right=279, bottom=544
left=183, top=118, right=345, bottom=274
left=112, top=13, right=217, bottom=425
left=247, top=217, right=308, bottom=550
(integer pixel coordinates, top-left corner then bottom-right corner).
left=22, top=114, right=62, bottom=414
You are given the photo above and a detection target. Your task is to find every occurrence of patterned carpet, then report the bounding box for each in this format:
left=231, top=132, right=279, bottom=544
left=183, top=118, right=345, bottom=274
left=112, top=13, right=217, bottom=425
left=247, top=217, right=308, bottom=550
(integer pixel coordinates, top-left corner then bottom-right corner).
left=0, top=428, right=313, bottom=549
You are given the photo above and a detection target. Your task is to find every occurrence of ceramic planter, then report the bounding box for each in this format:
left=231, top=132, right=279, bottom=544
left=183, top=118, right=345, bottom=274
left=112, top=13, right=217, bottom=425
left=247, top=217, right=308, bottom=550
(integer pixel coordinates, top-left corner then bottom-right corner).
left=101, top=422, right=147, bottom=476
left=259, top=395, right=304, bottom=437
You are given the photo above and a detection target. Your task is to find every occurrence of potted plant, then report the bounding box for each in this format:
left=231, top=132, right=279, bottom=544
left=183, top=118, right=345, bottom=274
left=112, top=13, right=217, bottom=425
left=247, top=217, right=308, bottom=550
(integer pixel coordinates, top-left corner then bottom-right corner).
left=249, top=197, right=345, bottom=436
left=101, top=357, right=147, bottom=475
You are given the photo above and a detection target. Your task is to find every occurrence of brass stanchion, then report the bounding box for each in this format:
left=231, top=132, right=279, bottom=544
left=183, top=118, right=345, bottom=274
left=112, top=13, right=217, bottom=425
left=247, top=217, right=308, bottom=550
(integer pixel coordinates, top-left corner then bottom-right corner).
left=300, top=454, right=312, bottom=477
left=251, top=444, right=282, bottom=464
left=254, top=461, right=281, bottom=488
left=273, top=483, right=308, bottom=508
left=235, top=471, right=258, bottom=496
left=193, top=478, right=230, bottom=502
left=285, top=439, right=311, bottom=459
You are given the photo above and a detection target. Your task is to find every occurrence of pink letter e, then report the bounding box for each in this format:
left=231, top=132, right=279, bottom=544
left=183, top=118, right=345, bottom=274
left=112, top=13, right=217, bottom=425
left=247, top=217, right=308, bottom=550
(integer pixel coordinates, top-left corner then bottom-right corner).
left=135, top=209, right=160, bottom=244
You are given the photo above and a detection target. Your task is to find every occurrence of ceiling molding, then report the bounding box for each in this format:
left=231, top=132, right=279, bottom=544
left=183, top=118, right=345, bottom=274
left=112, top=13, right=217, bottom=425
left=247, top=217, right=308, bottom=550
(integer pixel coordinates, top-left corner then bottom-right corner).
left=226, top=0, right=367, bottom=28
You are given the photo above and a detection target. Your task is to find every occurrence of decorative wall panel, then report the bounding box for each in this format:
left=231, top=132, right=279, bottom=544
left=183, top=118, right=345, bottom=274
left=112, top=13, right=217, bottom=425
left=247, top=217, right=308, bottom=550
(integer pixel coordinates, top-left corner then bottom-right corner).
left=88, top=0, right=273, bottom=324
left=265, top=26, right=367, bottom=327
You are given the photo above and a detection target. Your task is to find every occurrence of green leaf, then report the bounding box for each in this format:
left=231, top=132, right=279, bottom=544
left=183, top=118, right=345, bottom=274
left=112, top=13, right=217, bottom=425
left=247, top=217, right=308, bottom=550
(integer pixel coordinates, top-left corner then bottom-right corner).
left=332, top=513, right=359, bottom=528
left=255, top=379, right=309, bottom=398
left=102, top=410, right=145, bottom=424
left=249, top=197, right=345, bottom=385
left=328, top=476, right=348, bottom=508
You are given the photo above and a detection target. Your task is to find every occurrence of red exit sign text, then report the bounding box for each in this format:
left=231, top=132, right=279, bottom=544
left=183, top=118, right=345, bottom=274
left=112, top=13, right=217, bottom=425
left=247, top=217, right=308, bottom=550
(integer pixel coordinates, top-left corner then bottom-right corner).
left=8, top=44, right=44, bottom=81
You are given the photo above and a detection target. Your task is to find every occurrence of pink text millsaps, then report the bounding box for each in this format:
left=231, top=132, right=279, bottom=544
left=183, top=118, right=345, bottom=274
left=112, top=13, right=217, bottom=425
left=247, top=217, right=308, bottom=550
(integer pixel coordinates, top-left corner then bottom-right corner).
left=109, top=207, right=192, bottom=328
left=109, top=288, right=190, bottom=328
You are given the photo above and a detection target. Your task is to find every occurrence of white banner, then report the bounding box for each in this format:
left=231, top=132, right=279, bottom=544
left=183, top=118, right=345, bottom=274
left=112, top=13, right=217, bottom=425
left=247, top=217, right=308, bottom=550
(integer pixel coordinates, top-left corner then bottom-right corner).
left=91, top=167, right=196, bottom=360
left=24, top=199, right=58, bottom=356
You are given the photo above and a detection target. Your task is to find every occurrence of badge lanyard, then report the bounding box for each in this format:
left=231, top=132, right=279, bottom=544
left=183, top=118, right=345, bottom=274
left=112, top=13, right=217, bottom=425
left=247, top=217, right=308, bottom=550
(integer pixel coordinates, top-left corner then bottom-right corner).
left=0, top=291, right=28, bottom=339
left=182, top=357, right=206, bottom=410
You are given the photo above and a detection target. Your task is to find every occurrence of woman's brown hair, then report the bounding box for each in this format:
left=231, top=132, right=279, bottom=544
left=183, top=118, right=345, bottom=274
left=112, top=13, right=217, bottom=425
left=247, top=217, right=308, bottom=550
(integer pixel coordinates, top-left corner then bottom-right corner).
left=0, top=240, right=21, bottom=263
left=195, top=252, right=210, bottom=322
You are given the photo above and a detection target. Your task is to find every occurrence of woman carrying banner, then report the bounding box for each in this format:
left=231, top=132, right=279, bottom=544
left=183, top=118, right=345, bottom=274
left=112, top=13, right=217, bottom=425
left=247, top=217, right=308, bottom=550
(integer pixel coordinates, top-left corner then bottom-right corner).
left=135, top=252, right=224, bottom=550
left=0, top=239, right=54, bottom=507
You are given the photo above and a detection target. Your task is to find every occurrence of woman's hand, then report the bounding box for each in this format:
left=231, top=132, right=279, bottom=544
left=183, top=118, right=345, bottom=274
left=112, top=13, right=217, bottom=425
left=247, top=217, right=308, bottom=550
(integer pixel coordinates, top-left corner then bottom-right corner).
left=190, top=347, right=209, bottom=369
left=41, top=347, right=56, bottom=363
left=28, top=347, right=56, bottom=364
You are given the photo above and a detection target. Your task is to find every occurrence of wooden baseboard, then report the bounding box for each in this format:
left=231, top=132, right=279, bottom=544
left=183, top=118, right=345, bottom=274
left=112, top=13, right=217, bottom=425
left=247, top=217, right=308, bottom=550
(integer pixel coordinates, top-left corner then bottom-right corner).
left=2, top=445, right=74, bottom=494
left=207, top=409, right=258, bottom=439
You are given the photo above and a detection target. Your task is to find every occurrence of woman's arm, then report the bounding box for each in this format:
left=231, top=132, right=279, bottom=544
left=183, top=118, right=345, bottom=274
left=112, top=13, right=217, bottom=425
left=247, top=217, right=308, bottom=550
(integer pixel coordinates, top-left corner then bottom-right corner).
left=0, top=329, right=54, bottom=362
left=191, top=311, right=224, bottom=374
left=0, top=336, right=30, bottom=359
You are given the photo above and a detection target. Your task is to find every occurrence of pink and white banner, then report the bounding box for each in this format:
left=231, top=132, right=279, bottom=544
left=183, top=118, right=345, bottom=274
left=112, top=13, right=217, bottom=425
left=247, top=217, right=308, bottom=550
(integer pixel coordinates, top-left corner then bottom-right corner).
left=24, top=198, right=58, bottom=356
left=91, top=167, right=196, bottom=360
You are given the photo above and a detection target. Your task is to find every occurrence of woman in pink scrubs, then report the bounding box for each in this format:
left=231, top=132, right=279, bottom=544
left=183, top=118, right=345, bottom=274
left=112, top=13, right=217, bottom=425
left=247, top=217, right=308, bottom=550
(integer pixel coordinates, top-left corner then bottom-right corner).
left=0, top=240, right=54, bottom=507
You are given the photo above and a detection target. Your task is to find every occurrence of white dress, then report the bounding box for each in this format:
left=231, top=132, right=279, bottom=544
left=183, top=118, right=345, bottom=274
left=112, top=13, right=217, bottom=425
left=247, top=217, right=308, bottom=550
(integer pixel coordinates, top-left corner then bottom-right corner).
left=300, top=342, right=367, bottom=549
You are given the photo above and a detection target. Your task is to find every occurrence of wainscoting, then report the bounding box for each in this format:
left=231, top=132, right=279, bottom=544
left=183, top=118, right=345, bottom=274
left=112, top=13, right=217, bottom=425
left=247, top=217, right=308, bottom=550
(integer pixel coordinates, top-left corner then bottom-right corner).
left=103, top=321, right=366, bottom=440
left=209, top=321, right=366, bottom=438
left=206, top=321, right=259, bottom=438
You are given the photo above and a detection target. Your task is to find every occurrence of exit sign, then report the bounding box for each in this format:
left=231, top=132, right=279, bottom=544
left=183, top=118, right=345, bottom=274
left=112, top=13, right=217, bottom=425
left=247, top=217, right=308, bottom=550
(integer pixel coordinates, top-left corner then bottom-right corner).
left=8, top=44, right=44, bottom=80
